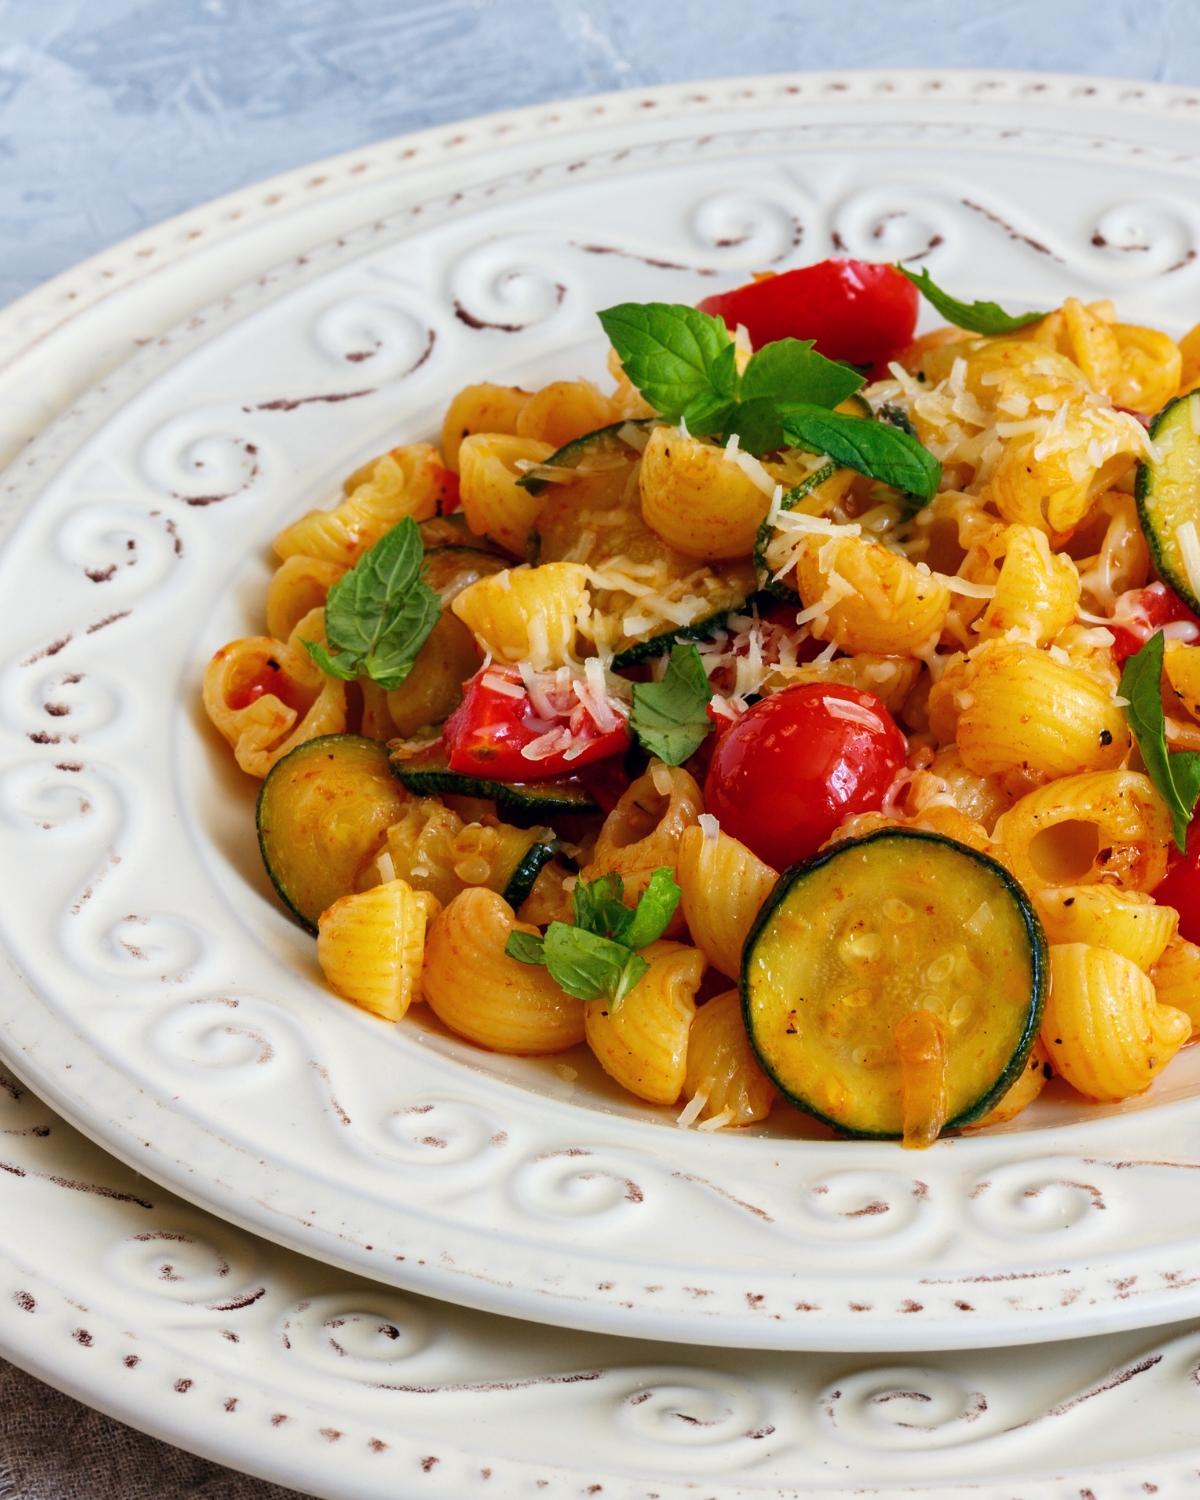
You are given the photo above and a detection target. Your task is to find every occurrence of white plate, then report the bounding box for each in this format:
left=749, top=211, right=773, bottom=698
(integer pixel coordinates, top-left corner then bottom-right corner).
left=7, top=69, right=1200, bottom=1353
left=7, top=1067, right=1200, bottom=1499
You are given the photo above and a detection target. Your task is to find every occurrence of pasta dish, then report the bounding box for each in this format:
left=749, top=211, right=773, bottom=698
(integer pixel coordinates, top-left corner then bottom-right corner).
left=203, top=259, right=1200, bottom=1148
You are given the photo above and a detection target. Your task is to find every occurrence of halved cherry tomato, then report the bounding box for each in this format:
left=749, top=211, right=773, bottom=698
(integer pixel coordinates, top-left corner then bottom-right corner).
left=227, top=658, right=305, bottom=712
left=704, top=683, right=906, bottom=870
left=697, top=259, right=919, bottom=378
left=1110, top=581, right=1200, bottom=662
left=1154, top=816, right=1200, bottom=945
left=444, top=665, right=630, bottom=781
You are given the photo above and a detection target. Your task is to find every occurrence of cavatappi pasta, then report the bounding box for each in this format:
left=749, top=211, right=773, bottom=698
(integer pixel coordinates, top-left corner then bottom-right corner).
left=205, top=262, right=1200, bottom=1144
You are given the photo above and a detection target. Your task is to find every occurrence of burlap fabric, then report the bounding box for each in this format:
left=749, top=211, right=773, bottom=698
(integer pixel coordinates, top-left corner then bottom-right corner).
left=0, top=1358, right=305, bottom=1500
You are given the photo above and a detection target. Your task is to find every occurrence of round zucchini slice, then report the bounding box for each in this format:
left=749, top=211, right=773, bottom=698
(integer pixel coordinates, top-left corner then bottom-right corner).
left=740, top=828, right=1047, bottom=1141
left=257, top=735, right=408, bottom=933
left=1136, top=393, right=1200, bottom=613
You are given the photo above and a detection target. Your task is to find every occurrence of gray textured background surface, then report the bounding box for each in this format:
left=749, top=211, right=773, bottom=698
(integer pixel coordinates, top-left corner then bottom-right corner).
left=0, top=0, right=1197, bottom=1494
left=4, top=0, right=1200, bottom=313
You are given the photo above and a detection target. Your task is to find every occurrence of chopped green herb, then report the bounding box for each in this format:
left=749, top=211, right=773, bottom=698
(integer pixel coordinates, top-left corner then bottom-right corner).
left=630, top=643, right=714, bottom=766
left=898, top=266, right=1047, bottom=336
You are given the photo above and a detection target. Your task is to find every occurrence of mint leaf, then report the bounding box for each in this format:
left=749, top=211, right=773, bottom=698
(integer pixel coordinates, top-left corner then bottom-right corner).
left=543, top=923, right=648, bottom=1003
left=778, top=404, right=942, bottom=502
left=597, top=303, right=735, bottom=422
left=898, top=267, right=1046, bottom=336
left=302, top=517, right=440, bottom=691
left=739, top=338, right=864, bottom=409
left=504, top=930, right=547, bottom=966
left=572, top=872, right=632, bottom=943
left=1119, top=631, right=1200, bottom=852
left=631, top=643, right=714, bottom=765
left=620, top=866, right=682, bottom=951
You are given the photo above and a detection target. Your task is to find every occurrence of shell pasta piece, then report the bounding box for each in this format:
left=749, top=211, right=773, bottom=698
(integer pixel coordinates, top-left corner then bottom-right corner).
left=1041, top=942, right=1190, bottom=1101
left=440, top=383, right=532, bottom=472
left=1149, top=937, right=1200, bottom=1032
left=677, top=823, right=777, bottom=979
left=515, top=379, right=615, bottom=450
left=583, top=762, right=704, bottom=909
left=790, top=532, right=951, bottom=655
left=317, top=880, right=440, bottom=1023
left=976, top=525, right=1081, bottom=646
left=423, top=888, right=585, bottom=1054
left=457, top=433, right=554, bottom=554
left=266, top=554, right=347, bottom=642
left=584, top=941, right=706, bottom=1105
left=639, top=425, right=774, bottom=560
left=682, top=989, right=775, bottom=1126
left=452, top=561, right=590, bottom=668
left=1034, top=886, right=1177, bottom=971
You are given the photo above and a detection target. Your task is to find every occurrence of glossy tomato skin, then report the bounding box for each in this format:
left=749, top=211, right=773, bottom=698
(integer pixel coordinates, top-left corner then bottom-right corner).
left=704, top=683, right=906, bottom=872
left=697, top=259, right=919, bottom=377
left=1154, top=817, right=1200, bottom=945
left=1110, top=581, right=1200, bottom=662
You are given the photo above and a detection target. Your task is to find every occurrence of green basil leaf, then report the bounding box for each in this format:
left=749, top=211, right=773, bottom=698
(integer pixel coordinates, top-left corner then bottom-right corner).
left=504, top=930, right=547, bottom=966
left=724, top=397, right=787, bottom=458
left=597, top=303, right=735, bottom=422
left=301, top=516, right=441, bottom=691
left=680, top=389, right=737, bottom=437
left=777, top=404, right=942, bottom=502
left=898, top=266, right=1047, bottom=336
left=1119, top=630, right=1200, bottom=852
left=739, top=337, right=864, bottom=409
left=571, top=871, right=631, bottom=943
left=543, top=923, right=641, bottom=1002
left=620, top=866, right=682, bottom=951
left=631, top=643, right=714, bottom=766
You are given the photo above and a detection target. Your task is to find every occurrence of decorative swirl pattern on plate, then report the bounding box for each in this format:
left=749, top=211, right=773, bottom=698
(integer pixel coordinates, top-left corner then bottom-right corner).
left=447, top=238, right=573, bottom=332
left=2, top=664, right=119, bottom=740
left=311, top=295, right=437, bottom=380
left=146, top=996, right=288, bottom=1080
left=830, top=185, right=958, bottom=265
left=141, top=414, right=273, bottom=508
left=280, top=1292, right=434, bottom=1379
left=817, top=1366, right=990, bottom=1449
left=1089, top=199, right=1199, bottom=278
left=53, top=503, right=181, bottom=595
left=510, top=1148, right=648, bottom=1222
left=689, top=186, right=807, bottom=264
left=798, top=1171, right=934, bottom=1240
left=108, top=1220, right=263, bottom=1309
left=0, top=762, right=109, bottom=834
left=78, top=913, right=206, bottom=982
left=967, top=1157, right=1119, bottom=1240
left=379, top=1099, right=503, bottom=1167
left=614, top=1369, right=774, bottom=1460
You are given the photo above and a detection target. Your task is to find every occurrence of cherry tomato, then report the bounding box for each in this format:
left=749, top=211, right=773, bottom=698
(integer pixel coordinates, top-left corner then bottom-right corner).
left=697, top=259, right=919, bottom=379
left=1154, top=817, right=1200, bottom=945
left=703, top=683, right=906, bottom=871
left=1110, top=581, right=1200, bottom=662
left=444, top=665, right=630, bottom=781
left=227, top=657, right=304, bottom=712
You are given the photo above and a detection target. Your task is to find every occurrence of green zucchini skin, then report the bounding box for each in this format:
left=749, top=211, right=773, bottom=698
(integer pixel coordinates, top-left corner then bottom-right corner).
left=516, top=419, right=653, bottom=496
left=752, top=461, right=839, bottom=604
left=610, top=609, right=733, bottom=669
left=1137, top=393, right=1200, bottom=614
left=257, top=734, right=409, bottom=934
left=739, top=827, right=1048, bottom=1140
left=500, top=839, right=558, bottom=909
left=390, top=743, right=600, bottom=814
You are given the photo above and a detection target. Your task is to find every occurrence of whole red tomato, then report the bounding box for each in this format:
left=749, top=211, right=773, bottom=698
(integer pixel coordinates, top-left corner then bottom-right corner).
left=1154, top=818, right=1200, bottom=945
left=697, top=259, right=919, bottom=378
left=704, top=684, right=906, bottom=871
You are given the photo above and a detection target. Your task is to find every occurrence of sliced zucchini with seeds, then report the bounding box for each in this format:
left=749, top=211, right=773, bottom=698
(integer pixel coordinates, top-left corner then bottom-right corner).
left=383, top=794, right=556, bottom=908
left=390, top=741, right=600, bottom=814
left=1137, top=392, right=1200, bottom=613
left=740, top=828, right=1047, bottom=1142
left=516, top=419, right=652, bottom=496
left=257, top=735, right=409, bottom=933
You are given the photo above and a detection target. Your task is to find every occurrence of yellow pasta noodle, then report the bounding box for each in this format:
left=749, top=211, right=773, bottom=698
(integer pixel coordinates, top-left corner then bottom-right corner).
left=583, top=761, right=704, bottom=909
left=976, top=525, right=1080, bottom=646
left=639, top=426, right=774, bottom=560
left=451, top=561, right=589, bottom=668
left=759, top=652, right=922, bottom=715
left=1034, top=885, right=1177, bottom=971
left=682, top=989, right=776, bottom=1127
left=994, top=770, right=1172, bottom=894
left=935, top=640, right=1128, bottom=780
left=384, top=796, right=554, bottom=908
left=423, top=887, right=585, bottom=1054
left=515, top=379, right=615, bottom=450
left=1041, top=943, right=1190, bottom=1101
left=440, top=383, right=532, bottom=472
left=677, top=823, right=777, bottom=979
left=584, top=940, right=705, bottom=1105
left=317, top=879, right=440, bottom=1022
left=790, top=532, right=951, bottom=655
left=202, top=607, right=346, bottom=778
left=1149, top=936, right=1200, bottom=1032
left=457, top=433, right=554, bottom=554
left=265, top=554, right=347, bottom=642
left=273, top=445, right=448, bottom=564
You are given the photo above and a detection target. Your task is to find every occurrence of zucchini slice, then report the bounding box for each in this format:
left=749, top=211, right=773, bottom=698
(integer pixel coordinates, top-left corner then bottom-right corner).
left=418, top=513, right=510, bottom=556
left=753, top=461, right=839, bottom=604
left=390, top=741, right=600, bottom=814
left=500, top=837, right=558, bottom=908
left=421, top=544, right=509, bottom=605
left=741, top=828, right=1047, bottom=1139
left=517, top=419, right=652, bottom=496
left=1137, top=393, right=1200, bottom=613
left=257, top=735, right=409, bottom=933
